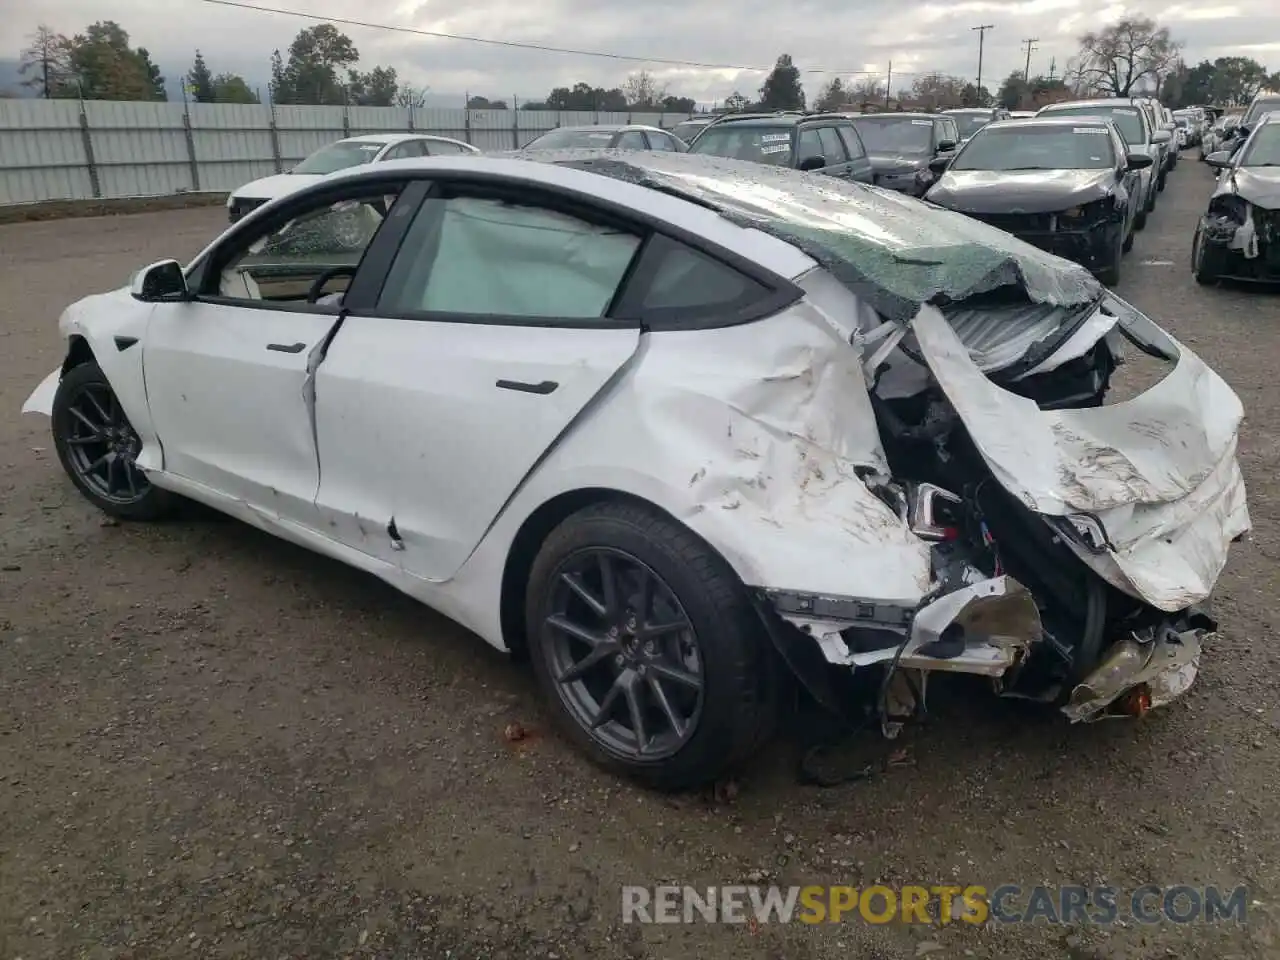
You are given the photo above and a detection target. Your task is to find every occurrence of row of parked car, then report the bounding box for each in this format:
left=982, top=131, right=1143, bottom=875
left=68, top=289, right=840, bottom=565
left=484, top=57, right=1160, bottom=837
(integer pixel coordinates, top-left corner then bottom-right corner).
left=224, top=90, right=1280, bottom=288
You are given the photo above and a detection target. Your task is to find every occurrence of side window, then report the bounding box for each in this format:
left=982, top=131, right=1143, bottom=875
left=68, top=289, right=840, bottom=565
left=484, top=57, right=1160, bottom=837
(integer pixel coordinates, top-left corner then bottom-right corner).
left=817, top=127, right=848, bottom=162
left=616, top=131, right=649, bottom=150
left=836, top=125, right=866, bottom=159
left=425, top=140, right=464, bottom=155
left=385, top=140, right=427, bottom=160
left=646, top=132, right=677, bottom=152
left=797, top=127, right=824, bottom=164
left=376, top=194, right=642, bottom=321
left=209, top=189, right=399, bottom=304
left=619, top=234, right=770, bottom=319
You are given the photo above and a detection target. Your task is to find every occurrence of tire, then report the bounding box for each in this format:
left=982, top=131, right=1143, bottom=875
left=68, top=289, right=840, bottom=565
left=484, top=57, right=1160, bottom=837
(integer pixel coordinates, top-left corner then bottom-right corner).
left=51, top=361, right=175, bottom=521
left=525, top=500, right=775, bottom=791
left=1145, top=184, right=1157, bottom=213
left=1134, top=208, right=1148, bottom=231
left=1191, top=226, right=1221, bottom=286
left=1157, top=169, right=1167, bottom=192
left=1096, top=234, right=1123, bottom=286
left=1122, top=225, right=1135, bottom=253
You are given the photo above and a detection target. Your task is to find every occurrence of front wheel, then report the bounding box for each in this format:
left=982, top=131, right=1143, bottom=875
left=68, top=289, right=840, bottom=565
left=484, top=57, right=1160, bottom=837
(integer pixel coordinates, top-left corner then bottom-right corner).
left=525, top=500, right=775, bottom=790
left=1096, top=234, right=1123, bottom=286
left=1191, top=226, right=1221, bottom=286
left=51, top=361, right=175, bottom=521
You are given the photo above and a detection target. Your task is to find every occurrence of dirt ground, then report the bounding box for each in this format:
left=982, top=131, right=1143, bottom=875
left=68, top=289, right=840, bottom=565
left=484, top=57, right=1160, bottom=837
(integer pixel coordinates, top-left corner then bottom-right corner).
left=2, top=155, right=1279, bottom=960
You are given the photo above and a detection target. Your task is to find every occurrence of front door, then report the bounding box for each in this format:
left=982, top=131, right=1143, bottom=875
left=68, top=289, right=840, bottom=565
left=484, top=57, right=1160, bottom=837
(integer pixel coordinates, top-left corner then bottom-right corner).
left=312, top=184, right=645, bottom=581
left=143, top=185, right=402, bottom=525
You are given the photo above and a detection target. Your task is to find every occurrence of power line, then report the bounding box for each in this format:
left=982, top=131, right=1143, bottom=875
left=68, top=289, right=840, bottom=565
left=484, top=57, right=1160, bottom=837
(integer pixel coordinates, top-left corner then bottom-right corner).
left=193, top=0, right=921, bottom=76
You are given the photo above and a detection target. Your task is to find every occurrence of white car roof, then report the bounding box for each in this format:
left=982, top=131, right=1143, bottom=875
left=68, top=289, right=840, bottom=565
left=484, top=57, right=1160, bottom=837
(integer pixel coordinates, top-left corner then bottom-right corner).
left=340, top=133, right=475, bottom=149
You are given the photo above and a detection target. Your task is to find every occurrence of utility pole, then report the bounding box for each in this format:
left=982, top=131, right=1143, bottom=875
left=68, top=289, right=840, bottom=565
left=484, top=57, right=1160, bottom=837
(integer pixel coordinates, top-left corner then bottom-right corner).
left=1022, top=38, right=1039, bottom=83
left=972, top=25, right=994, bottom=104
left=1048, top=57, right=1057, bottom=81
left=884, top=61, right=892, bottom=109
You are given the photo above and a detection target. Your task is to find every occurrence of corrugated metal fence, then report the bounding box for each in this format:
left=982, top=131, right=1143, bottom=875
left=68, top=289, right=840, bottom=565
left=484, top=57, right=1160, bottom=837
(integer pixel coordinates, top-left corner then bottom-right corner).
left=0, top=100, right=696, bottom=205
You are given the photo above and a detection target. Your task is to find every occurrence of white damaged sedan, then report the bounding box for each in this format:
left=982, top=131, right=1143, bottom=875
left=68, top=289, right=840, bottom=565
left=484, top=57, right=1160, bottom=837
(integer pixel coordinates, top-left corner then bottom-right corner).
left=22, top=151, right=1249, bottom=789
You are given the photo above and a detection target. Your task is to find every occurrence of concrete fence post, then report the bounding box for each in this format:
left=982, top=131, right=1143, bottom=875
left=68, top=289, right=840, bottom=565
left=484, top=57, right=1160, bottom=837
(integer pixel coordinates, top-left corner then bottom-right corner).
left=78, top=105, right=101, bottom=199
left=464, top=108, right=473, bottom=145
left=269, top=103, right=284, bottom=174
left=182, top=104, right=201, bottom=192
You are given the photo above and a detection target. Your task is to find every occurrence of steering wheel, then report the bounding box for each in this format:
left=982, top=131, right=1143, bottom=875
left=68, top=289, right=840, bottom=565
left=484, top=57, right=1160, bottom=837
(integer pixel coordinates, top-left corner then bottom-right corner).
left=306, top=265, right=358, bottom=304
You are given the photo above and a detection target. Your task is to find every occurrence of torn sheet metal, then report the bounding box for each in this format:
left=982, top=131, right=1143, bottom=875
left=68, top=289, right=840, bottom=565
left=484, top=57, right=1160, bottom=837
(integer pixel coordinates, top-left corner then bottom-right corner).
left=912, top=300, right=1250, bottom=611
left=786, top=575, right=1043, bottom=679
left=1062, top=628, right=1203, bottom=722
left=1228, top=204, right=1260, bottom=258
left=521, top=150, right=1103, bottom=323
left=22, top=368, right=59, bottom=416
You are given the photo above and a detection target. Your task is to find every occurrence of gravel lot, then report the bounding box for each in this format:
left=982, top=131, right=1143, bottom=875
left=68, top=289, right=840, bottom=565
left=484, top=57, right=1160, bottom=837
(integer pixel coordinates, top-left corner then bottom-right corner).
left=2, top=155, right=1278, bottom=960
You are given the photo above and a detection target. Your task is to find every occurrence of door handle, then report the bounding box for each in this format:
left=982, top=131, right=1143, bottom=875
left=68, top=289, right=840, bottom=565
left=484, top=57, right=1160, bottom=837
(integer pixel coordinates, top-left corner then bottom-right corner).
left=496, top=379, right=559, bottom=395
left=267, top=342, right=306, bottom=354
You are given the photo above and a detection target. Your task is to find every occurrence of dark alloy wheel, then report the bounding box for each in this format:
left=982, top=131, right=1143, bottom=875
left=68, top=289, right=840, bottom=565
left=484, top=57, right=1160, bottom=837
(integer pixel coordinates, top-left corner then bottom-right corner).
left=525, top=500, right=776, bottom=790
left=52, top=362, right=174, bottom=520
left=1191, top=226, right=1221, bottom=287
left=542, top=547, right=704, bottom=762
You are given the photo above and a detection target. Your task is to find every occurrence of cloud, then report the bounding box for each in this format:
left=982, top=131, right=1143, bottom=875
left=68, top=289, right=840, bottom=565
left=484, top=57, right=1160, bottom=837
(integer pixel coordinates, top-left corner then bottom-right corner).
left=3, top=0, right=1277, bottom=105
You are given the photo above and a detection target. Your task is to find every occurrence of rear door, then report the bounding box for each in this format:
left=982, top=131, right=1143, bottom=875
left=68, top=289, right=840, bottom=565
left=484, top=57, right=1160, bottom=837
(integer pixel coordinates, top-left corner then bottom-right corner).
left=312, top=180, right=645, bottom=580
left=834, top=123, right=874, bottom=182
left=815, top=125, right=853, bottom=178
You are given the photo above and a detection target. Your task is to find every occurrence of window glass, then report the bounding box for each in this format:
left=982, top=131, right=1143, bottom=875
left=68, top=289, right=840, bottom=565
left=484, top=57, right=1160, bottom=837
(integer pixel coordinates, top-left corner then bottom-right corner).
left=526, top=127, right=619, bottom=149
left=215, top=192, right=396, bottom=303
left=851, top=117, right=934, bottom=154
left=951, top=125, right=1116, bottom=171
left=425, top=140, right=465, bottom=155
left=817, top=127, right=847, bottom=162
left=291, top=141, right=384, bottom=175
left=386, top=140, right=427, bottom=160
left=1039, top=105, right=1145, bottom=144
left=688, top=125, right=794, bottom=166
left=616, top=131, right=649, bottom=150
left=647, top=132, right=677, bottom=151
left=631, top=238, right=767, bottom=313
left=836, top=125, right=865, bottom=159
left=797, top=127, right=824, bottom=164
left=1240, top=123, right=1280, bottom=167
left=378, top=196, right=641, bottom=320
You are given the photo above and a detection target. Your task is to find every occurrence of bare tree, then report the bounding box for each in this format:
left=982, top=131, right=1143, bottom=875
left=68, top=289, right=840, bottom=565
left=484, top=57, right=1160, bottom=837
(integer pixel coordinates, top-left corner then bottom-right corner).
left=18, top=25, right=71, bottom=98
left=395, top=84, right=429, bottom=108
left=850, top=77, right=887, bottom=103
left=623, top=70, right=667, bottom=109
left=1076, top=17, right=1182, bottom=96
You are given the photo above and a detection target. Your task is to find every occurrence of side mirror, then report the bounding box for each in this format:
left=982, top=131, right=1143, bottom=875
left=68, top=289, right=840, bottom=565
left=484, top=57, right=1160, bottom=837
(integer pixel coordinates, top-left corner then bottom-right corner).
left=1151, top=129, right=1172, bottom=145
left=1204, top=150, right=1232, bottom=170
left=1125, top=153, right=1154, bottom=170
left=798, top=155, right=827, bottom=172
left=131, top=259, right=188, bottom=302
left=936, top=139, right=957, bottom=153
left=928, top=155, right=952, bottom=174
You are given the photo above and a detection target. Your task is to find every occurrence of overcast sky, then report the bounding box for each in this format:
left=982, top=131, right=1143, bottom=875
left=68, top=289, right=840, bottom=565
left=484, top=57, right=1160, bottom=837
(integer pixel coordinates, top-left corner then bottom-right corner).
left=2, top=0, right=1277, bottom=106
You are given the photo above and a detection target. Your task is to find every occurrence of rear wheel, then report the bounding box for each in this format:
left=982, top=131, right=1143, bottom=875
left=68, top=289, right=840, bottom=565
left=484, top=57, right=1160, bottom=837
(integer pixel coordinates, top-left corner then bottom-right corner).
left=1134, top=208, right=1148, bottom=231
left=51, top=362, right=175, bottom=520
left=525, top=500, right=775, bottom=790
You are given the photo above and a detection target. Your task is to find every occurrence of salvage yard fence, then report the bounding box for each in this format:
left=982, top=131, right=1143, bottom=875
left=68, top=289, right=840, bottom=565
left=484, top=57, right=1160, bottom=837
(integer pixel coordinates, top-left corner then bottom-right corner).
left=0, top=99, right=698, bottom=206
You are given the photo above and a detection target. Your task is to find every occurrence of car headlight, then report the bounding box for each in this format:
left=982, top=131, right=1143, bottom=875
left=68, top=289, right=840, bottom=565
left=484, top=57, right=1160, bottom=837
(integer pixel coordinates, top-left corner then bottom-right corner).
left=1060, top=198, right=1112, bottom=224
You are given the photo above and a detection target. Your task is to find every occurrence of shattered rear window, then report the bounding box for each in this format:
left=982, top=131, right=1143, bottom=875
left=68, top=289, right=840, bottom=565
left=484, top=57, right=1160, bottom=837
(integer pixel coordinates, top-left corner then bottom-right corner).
left=517, top=150, right=1101, bottom=322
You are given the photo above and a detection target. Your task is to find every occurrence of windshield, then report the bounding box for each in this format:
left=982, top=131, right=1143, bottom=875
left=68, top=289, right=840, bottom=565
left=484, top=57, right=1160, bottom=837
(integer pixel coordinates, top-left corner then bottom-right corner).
left=1039, top=105, right=1144, bottom=144
left=952, top=125, right=1115, bottom=171
left=1245, top=98, right=1280, bottom=126
left=526, top=128, right=618, bottom=149
left=688, top=125, right=794, bottom=165
left=670, top=121, right=710, bottom=143
left=948, top=113, right=991, bottom=138
left=1240, top=124, right=1280, bottom=166
left=292, top=141, right=384, bottom=175
left=852, top=117, right=935, bottom=154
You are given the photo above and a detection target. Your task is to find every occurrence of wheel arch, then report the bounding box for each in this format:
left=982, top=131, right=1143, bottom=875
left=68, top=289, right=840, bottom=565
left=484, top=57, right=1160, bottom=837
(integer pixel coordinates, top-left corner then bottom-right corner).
left=498, top=486, right=744, bottom=660
left=62, top=334, right=96, bottom=374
